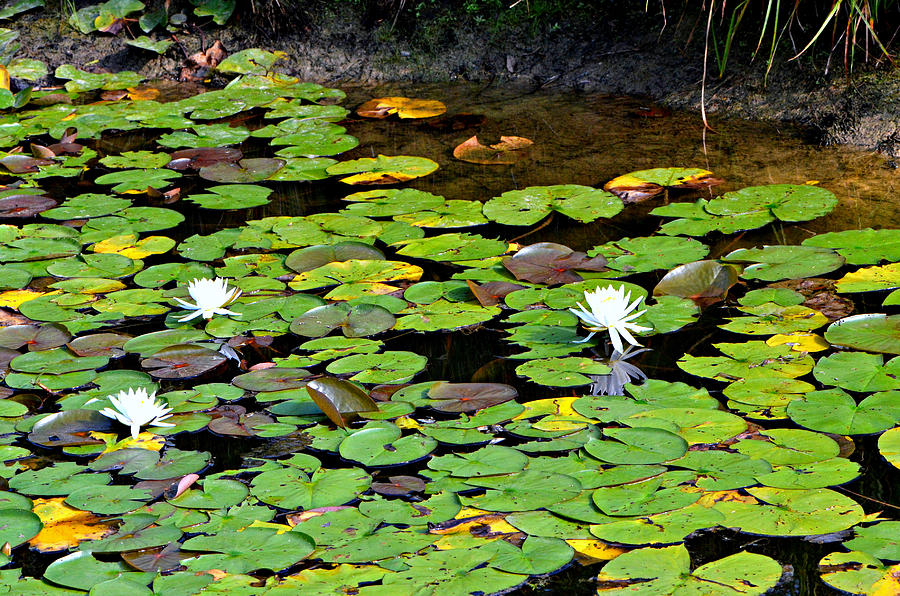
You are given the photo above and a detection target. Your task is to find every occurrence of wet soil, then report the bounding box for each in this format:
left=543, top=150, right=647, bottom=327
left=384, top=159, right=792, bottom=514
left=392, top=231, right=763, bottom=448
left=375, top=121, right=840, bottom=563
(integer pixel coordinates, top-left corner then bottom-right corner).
left=10, top=3, right=900, bottom=159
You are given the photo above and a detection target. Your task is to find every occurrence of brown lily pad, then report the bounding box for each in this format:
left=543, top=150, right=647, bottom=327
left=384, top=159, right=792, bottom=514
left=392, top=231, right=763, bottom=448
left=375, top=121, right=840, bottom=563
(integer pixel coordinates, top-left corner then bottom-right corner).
left=466, top=280, right=528, bottom=307
left=770, top=278, right=854, bottom=322
left=427, top=381, right=517, bottom=413
left=167, top=147, right=243, bottom=170
left=0, top=155, right=53, bottom=174
left=371, top=475, right=426, bottom=496
left=140, top=344, right=227, bottom=379
left=502, top=242, right=607, bottom=285
left=0, top=195, right=56, bottom=218
left=199, top=158, right=285, bottom=183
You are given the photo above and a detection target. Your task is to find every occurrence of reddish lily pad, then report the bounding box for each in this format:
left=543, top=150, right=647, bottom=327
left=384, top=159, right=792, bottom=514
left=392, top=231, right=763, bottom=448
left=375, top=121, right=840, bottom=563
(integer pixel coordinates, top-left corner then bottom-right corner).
left=502, top=242, right=607, bottom=285
left=140, top=344, right=227, bottom=379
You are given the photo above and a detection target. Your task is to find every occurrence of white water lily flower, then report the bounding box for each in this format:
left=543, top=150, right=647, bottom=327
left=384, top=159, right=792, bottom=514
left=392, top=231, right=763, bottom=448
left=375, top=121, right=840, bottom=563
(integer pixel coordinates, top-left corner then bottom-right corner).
left=99, top=387, right=174, bottom=439
left=570, top=285, right=652, bottom=353
left=173, top=277, right=241, bottom=322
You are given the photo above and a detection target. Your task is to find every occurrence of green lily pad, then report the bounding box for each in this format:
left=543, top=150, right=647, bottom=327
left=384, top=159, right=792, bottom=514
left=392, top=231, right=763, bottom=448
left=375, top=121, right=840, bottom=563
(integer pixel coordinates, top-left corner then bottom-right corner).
left=824, top=313, right=900, bottom=354
left=462, top=470, right=581, bottom=512
left=707, top=183, right=837, bottom=222
left=802, top=228, right=900, bottom=265
left=338, top=422, right=437, bottom=465
left=589, top=236, right=709, bottom=274
left=515, top=357, right=611, bottom=387
left=395, top=233, right=508, bottom=262
left=595, top=544, right=782, bottom=594
left=787, top=388, right=900, bottom=434
left=584, top=427, right=687, bottom=464
left=483, top=184, right=622, bottom=225
left=93, top=169, right=182, bottom=193
left=65, top=485, right=152, bottom=514
left=724, top=245, right=844, bottom=281
left=713, top=487, right=864, bottom=536
left=185, top=184, right=273, bottom=210
left=813, top=352, right=900, bottom=391
left=326, top=155, right=438, bottom=184
left=182, top=527, right=314, bottom=574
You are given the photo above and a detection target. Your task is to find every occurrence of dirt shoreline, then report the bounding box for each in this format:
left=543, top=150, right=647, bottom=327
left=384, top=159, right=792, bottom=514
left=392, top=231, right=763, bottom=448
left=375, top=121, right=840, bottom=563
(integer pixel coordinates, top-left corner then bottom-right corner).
left=13, top=4, right=900, bottom=160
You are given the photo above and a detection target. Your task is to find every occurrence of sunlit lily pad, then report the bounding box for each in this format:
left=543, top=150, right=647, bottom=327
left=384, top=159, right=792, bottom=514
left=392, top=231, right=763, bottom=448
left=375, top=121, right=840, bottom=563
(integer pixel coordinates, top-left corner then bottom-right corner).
left=395, top=233, right=508, bottom=262
left=452, top=135, right=533, bottom=165
left=484, top=185, right=622, bottom=225
left=802, top=228, right=900, bottom=265
left=604, top=167, right=721, bottom=203
left=787, top=388, right=900, bottom=434
left=326, top=155, right=438, bottom=185
left=724, top=245, right=844, bottom=281
left=707, top=183, right=837, bottom=222
left=595, top=544, right=782, bottom=594
left=713, top=487, right=864, bottom=536
left=590, top=236, right=709, bottom=275
left=824, top=313, right=900, bottom=354
left=357, top=97, right=446, bottom=119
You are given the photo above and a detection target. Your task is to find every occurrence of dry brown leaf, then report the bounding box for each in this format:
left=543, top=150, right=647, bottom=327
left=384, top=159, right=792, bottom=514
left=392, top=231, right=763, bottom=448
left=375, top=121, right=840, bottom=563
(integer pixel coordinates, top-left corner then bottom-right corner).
left=357, top=97, right=446, bottom=119
left=181, top=40, right=228, bottom=82
left=453, top=135, right=533, bottom=165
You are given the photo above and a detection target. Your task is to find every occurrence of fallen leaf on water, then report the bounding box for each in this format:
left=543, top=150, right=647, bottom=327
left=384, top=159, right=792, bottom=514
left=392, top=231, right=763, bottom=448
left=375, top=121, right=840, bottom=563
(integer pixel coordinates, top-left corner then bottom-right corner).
left=453, top=135, right=533, bottom=165
left=357, top=97, right=446, bottom=119
left=181, top=40, right=227, bottom=81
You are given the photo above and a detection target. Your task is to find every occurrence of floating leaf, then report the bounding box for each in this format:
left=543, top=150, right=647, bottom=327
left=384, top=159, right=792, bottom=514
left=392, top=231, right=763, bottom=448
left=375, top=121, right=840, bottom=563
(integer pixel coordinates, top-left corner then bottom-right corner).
left=595, top=545, right=782, bottom=594
left=787, top=388, right=900, bottom=434
left=199, top=158, right=285, bottom=183
left=653, top=260, right=738, bottom=306
left=484, top=185, right=621, bottom=225
left=326, top=351, right=427, bottom=384
left=802, top=228, right=900, bottom=265
left=29, top=497, right=116, bottom=553
left=452, top=135, right=533, bottom=165
left=515, top=357, right=610, bottom=387
left=724, top=245, right=844, bottom=281
left=713, top=487, right=864, bottom=536
left=502, top=242, right=606, bottom=285
left=707, top=183, right=837, bottom=222
left=604, top=167, right=721, bottom=203
left=357, top=97, right=446, bottom=119
left=825, top=313, right=900, bottom=354
left=339, top=423, right=437, bottom=466
left=306, top=377, right=378, bottom=427
left=326, top=155, right=438, bottom=185
left=185, top=184, right=273, bottom=210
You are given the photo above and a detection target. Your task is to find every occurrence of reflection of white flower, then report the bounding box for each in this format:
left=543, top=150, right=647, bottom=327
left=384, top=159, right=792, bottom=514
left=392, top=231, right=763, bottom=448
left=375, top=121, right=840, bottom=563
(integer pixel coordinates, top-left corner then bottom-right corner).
left=99, top=388, right=174, bottom=439
left=570, top=285, right=652, bottom=353
left=173, top=277, right=241, bottom=322
left=589, top=345, right=650, bottom=396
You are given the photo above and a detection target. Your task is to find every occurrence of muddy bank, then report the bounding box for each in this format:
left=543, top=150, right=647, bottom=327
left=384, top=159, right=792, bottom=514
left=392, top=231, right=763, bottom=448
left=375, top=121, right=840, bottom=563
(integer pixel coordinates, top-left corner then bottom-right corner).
left=12, top=3, right=900, bottom=159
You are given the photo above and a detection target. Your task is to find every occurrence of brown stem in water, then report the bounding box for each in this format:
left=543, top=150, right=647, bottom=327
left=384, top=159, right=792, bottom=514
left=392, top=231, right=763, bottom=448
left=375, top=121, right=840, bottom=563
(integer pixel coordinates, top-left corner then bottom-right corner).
left=509, top=213, right=555, bottom=244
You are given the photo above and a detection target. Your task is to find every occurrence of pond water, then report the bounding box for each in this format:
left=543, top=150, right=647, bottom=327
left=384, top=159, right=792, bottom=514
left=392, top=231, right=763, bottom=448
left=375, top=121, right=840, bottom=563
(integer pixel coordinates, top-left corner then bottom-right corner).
left=0, top=70, right=897, bottom=596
